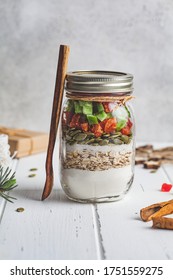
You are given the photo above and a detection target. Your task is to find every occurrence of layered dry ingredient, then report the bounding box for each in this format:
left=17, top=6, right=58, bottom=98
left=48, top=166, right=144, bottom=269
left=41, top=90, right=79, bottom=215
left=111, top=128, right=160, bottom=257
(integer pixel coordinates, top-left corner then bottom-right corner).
left=61, top=100, right=134, bottom=201
left=64, top=144, right=132, bottom=171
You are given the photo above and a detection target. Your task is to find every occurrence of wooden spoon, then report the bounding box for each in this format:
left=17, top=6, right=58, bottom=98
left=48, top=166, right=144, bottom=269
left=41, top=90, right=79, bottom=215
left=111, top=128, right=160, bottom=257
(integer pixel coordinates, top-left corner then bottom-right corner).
left=42, top=45, right=70, bottom=200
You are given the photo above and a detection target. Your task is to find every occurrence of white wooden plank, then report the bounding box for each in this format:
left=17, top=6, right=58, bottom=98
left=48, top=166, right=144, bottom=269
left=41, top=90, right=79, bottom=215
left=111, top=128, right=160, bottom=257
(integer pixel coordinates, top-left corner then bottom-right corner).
left=97, top=164, right=173, bottom=259
left=162, top=164, right=173, bottom=184
left=97, top=143, right=173, bottom=259
left=0, top=153, right=99, bottom=260
left=134, top=164, right=173, bottom=193
left=0, top=198, right=6, bottom=225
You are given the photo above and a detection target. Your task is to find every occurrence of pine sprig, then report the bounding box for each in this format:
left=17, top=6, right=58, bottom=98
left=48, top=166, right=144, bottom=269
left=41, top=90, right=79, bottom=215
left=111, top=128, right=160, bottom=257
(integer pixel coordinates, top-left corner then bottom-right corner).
left=0, top=165, right=18, bottom=203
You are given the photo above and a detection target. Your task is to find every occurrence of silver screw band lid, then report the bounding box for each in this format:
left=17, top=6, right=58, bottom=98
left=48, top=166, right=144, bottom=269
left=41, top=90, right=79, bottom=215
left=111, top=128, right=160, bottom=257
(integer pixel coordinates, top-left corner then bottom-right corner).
left=65, top=70, right=133, bottom=95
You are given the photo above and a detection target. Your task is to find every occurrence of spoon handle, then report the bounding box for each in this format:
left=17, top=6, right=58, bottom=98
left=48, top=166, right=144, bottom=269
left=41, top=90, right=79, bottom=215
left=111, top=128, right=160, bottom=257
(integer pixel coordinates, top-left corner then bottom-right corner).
left=42, top=45, right=70, bottom=200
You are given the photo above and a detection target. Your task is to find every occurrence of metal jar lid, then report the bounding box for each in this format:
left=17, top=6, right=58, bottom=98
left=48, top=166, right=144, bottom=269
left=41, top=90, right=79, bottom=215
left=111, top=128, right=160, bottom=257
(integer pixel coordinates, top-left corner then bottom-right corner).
left=65, top=70, right=133, bottom=95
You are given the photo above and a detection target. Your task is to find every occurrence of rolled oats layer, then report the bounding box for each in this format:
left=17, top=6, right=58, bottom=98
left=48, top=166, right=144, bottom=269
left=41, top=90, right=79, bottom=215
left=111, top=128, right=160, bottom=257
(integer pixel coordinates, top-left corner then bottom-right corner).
left=63, top=143, right=133, bottom=171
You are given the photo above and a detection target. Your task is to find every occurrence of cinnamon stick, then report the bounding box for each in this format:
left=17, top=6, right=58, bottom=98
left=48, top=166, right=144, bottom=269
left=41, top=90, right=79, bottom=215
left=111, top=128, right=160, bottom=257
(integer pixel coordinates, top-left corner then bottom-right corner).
left=152, top=216, right=173, bottom=230
left=42, top=45, right=70, bottom=200
left=149, top=202, right=173, bottom=220
left=140, top=199, right=173, bottom=221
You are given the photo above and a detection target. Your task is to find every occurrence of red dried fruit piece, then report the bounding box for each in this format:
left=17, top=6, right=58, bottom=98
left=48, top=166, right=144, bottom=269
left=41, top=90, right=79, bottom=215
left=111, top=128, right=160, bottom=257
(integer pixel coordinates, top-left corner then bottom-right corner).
left=69, top=114, right=81, bottom=128
left=63, top=111, right=73, bottom=125
left=100, top=119, right=107, bottom=130
left=121, top=125, right=131, bottom=135
left=104, top=118, right=116, bottom=133
left=127, top=118, right=133, bottom=128
left=80, top=122, right=89, bottom=132
left=91, top=124, right=103, bottom=137
left=161, top=183, right=172, bottom=192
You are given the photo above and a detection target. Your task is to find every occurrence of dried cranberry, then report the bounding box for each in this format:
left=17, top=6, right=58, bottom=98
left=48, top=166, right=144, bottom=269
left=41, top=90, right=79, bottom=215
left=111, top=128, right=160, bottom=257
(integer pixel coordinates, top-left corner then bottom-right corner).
left=161, top=183, right=172, bottom=192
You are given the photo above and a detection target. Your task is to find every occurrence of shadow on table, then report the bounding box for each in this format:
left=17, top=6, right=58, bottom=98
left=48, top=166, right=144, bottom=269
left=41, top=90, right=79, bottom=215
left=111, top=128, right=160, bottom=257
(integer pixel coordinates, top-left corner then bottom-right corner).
left=11, top=188, right=74, bottom=204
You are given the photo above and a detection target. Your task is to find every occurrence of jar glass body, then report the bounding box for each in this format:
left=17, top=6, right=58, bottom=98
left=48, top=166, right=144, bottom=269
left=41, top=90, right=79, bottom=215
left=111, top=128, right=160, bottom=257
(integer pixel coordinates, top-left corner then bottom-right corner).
left=60, top=95, right=135, bottom=203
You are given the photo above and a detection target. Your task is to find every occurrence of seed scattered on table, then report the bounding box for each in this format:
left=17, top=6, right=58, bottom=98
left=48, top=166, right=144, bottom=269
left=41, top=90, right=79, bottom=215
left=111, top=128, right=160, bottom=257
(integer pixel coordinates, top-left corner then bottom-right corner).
left=16, top=207, right=25, bottom=212
left=28, top=174, right=36, bottom=178
left=29, top=168, right=38, bottom=171
left=150, top=170, right=157, bottom=173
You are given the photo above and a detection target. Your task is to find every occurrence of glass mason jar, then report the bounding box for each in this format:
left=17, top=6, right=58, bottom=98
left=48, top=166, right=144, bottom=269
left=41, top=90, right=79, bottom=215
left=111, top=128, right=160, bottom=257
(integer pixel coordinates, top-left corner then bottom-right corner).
left=60, top=71, right=135, bottom=203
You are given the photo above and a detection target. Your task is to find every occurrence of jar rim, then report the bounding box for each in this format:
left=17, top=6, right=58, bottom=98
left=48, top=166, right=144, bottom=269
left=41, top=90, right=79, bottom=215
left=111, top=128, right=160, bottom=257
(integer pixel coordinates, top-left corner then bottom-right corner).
left=65, top=70, right=133, bottom=94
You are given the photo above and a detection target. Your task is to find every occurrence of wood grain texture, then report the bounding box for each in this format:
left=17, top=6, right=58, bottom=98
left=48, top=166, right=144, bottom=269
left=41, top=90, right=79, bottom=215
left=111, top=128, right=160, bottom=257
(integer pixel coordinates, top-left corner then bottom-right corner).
left=96, top=143, right=173, bottom=260
left=0, top=153, right=98, bottom=260
left=42, top=45, right=70, bottom=200
left=1, top=143, right=173, bottom=260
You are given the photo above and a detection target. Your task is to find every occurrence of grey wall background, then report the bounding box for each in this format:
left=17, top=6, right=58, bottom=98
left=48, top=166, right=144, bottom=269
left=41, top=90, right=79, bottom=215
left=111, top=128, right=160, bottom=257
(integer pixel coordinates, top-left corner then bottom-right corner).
left=0, top=0, right=173, bottom=142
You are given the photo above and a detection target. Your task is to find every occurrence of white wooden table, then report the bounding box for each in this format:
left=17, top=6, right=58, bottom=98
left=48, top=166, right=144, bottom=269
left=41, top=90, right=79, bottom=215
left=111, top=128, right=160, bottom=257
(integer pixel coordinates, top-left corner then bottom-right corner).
left=0, top=143, right=173, bottom=260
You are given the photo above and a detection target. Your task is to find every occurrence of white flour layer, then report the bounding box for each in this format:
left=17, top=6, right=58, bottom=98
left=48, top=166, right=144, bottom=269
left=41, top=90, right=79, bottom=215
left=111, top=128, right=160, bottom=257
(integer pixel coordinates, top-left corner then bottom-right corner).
left=66, top=142, right=133, bottom=154
left=61, top=165, right=133, bottom=201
